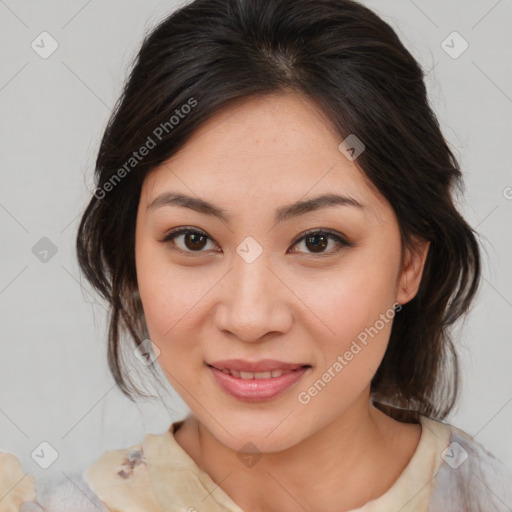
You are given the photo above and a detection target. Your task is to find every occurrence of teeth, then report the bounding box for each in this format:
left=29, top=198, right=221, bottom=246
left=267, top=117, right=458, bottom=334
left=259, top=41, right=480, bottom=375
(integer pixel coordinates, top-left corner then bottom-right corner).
left=254, top=371, right=272, bottom=379
left=212, top=365, right=306, bottom=379
left=227, top=369, right=293, bottom=379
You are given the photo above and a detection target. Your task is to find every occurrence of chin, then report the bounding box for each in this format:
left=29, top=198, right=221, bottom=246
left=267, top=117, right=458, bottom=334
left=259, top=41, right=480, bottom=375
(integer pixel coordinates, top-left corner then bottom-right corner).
left=203, top=416, right=308, bottom=455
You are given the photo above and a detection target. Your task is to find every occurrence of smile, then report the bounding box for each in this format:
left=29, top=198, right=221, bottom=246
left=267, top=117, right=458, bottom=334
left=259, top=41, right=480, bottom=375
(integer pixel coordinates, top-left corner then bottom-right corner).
left=207, top=363, right=311, bottom=402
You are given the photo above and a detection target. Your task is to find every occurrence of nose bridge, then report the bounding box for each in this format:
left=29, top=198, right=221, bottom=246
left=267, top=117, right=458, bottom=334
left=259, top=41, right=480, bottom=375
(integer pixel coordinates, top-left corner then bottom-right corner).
left=234, top=250, right=271, bottom=303
left=215, top=247, right=289, bottom=341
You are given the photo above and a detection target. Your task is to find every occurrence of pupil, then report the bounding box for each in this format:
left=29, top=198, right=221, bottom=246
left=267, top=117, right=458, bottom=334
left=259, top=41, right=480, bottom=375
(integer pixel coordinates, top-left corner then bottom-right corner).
left=185, top=233, right=207, bottom=250
left=306, top=234, right=327, bottom=253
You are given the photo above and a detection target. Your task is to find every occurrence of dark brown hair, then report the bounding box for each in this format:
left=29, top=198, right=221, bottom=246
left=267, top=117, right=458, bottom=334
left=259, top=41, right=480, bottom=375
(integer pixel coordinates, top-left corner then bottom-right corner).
left=76, top=0, right=480, bottom=423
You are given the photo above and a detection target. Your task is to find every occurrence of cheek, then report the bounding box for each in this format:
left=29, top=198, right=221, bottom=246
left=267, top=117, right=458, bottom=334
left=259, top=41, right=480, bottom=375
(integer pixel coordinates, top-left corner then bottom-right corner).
left=296, top=273, right=396, bottom=416
left=136, top=241, right=191, bottom=344
left=300, top=254, right=399, bottom=341
left=135, top=241, right=217, bottom=380
left=294, top=246, right=399, bottom=394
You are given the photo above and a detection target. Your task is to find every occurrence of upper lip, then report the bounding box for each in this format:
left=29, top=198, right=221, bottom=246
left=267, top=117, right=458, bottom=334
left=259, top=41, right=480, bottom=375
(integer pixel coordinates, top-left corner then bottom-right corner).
left=207, top=359, right=310, bottom=373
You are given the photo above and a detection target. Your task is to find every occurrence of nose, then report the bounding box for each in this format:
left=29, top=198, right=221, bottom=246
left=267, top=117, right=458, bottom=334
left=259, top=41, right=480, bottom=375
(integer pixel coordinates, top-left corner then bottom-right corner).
left=214, top=251, right=293, bottom=343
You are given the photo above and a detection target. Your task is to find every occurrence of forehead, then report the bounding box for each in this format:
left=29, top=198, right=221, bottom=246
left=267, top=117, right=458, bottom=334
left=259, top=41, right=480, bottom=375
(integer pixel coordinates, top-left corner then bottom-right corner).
left=141, top=92, right=387, bottom=221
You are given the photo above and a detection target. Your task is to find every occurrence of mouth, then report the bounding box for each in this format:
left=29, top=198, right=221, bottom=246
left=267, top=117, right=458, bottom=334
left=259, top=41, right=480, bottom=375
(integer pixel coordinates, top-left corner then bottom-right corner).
left=206, top=361, right=312, bottom=402
left=206, top=364, right=310, bottom=379
left=207, top=358, right=311, bottom=374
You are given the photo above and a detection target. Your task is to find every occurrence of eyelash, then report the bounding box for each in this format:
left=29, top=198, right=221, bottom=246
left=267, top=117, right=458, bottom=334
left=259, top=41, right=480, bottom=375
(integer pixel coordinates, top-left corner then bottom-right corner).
left=159, top=226, right=353, bottom=257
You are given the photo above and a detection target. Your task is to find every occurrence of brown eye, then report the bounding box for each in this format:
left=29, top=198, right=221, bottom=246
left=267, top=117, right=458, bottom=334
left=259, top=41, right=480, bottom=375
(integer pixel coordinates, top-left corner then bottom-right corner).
left=161, top=228, right=217, bottom=254
left=305, top=233, right=329, bottom=253
left=183, top=232, right=208, bottom=250
left=289, top=229, right=352, bottom=256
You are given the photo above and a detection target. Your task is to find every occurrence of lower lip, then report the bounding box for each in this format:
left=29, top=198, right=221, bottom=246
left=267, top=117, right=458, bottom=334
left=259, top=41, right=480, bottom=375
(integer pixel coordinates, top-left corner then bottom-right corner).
left=208, top=365, right=310, bottom=402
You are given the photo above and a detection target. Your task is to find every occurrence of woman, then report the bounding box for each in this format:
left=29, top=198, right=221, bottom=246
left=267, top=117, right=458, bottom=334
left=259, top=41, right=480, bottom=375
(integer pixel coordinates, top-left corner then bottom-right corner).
left=3, top=0, right=511, bottom=510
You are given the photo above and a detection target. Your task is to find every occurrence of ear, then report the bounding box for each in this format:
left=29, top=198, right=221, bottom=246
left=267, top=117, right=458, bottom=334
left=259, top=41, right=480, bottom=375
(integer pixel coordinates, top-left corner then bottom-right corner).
left=396, top=237, right=430, bottom=305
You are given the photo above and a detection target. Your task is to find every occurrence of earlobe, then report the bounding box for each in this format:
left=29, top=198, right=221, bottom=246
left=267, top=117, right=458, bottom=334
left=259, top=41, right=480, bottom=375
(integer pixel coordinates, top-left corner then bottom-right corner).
left=396, top=238, right=430, bottom=305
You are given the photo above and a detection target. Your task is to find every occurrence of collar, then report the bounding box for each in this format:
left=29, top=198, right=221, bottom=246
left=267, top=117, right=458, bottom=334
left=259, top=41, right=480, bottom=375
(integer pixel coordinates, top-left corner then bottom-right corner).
left=84, top=415, right=451, bottom=512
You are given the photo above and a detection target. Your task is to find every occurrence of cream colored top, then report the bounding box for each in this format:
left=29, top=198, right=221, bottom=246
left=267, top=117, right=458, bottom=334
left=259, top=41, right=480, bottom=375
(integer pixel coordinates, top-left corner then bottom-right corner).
left=2, top=415, right=512, bottom=512
left=83, top=415, right=449, bottom=512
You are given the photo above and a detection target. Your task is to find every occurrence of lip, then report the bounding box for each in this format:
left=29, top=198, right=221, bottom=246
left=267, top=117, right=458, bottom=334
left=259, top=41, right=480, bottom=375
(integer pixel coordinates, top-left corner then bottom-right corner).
left=208, top=359, right=309, bottom=373
left=207, top=362, right=311, bottom=402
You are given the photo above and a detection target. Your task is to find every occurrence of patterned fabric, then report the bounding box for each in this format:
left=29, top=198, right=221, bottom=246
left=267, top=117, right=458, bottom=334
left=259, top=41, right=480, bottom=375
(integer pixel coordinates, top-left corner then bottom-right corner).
left=2, top=416, right=512, bottom=512
left=0, top=452, right=37, bottom=512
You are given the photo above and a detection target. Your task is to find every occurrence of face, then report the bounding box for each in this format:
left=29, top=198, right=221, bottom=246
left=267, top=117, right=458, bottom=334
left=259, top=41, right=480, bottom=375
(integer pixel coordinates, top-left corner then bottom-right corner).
left=135, top=92, right=428, bottom=453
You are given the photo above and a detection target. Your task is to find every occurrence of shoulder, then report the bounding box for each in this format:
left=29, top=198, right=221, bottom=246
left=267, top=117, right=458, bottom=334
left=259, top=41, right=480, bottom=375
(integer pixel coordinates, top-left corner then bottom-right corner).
left=0, top=449, right=111, bottom=512
left=428, top=420, right=512, bottom=512
left=36, top=473, right=111, bottom=512
left=0, top=451, right=37, bottom=511
left=80, top=439, right=163, bottom=512
left=2, top=426, right=181, bottom=512
left=34, top=439, right=160, bottom=512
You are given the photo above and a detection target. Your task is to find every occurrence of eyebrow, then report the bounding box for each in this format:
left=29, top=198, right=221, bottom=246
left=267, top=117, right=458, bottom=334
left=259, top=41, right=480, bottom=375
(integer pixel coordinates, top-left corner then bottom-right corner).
left=147, top=192, right=365, bottom=223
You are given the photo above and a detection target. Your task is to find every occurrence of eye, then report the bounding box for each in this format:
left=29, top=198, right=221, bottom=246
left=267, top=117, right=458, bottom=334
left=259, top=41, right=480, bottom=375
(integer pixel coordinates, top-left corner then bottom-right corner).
left=288, top=229, right=353, bottom=257
left=160, top=227, right=218, bottom=255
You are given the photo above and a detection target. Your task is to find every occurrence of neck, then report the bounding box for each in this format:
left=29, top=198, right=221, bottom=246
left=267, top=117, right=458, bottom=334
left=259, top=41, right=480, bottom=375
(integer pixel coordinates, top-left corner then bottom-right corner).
left=181, top=393, right=421, bottom=512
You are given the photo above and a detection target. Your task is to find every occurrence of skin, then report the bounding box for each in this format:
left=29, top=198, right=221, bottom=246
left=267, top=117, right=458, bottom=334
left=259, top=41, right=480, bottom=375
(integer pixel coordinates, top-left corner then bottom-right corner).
left=134, top=91, right=430, bottom=512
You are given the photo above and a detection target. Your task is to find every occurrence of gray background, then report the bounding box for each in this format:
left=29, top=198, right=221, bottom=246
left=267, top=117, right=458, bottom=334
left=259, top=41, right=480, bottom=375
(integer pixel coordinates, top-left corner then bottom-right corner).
left=1, top=0, right=511, bottom=488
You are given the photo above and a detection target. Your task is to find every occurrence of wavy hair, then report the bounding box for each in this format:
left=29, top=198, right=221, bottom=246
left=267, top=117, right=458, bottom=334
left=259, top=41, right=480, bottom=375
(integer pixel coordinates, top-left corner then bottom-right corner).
left=76, top=0, right=481, bottom=424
